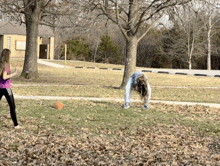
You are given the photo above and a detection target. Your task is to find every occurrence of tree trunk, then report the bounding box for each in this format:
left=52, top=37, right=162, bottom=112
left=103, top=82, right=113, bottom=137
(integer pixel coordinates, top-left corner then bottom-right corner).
left=188, top=61, right=191, bottom=70
left=94, top=41, right=99, bottom=62
left=188, top=38, right=194, bottom=70
left=120, top=36, right=137, bottom=88
left=207, top=16, right=211, bottom=70
left=20, top=1, right=41, bottom=79
left=187, top=35, right=191, bottom=70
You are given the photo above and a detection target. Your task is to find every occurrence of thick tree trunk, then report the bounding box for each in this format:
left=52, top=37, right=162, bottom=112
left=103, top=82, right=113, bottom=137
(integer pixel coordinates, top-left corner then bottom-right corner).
left=20, top=1, right=41, bottom=79
left=20, top=16, right=39, bottom=79
left=120, top=36, right=137, bottom=88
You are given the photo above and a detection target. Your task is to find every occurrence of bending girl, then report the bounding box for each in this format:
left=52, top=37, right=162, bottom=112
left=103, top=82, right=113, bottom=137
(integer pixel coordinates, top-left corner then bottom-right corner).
left=124, top=72, right=151, bottom=109
left=0, top=49, right=21, bottom=129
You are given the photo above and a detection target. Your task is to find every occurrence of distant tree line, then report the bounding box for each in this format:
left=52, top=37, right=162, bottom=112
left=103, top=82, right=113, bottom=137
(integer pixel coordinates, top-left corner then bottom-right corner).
left=54, top=0, right=220, bottom=71
left=59, top=18, right=220, bottom=70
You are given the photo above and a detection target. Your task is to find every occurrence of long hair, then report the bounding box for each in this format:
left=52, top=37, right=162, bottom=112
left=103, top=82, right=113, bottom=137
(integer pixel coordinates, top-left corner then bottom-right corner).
left=136, top=74, right=149, bottom=101
left=0, top=49, right=11, bottom=78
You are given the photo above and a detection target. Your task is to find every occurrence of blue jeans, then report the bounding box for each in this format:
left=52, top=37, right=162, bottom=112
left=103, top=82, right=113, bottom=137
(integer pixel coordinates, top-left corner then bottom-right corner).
left=124, top=73, right=151, bottom=105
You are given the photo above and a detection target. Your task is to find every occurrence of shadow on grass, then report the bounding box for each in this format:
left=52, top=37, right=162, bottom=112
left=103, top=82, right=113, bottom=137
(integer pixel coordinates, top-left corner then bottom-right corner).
left=111, top=86, right=121, bottom=89
left=50, top=105, right=56, bottom=109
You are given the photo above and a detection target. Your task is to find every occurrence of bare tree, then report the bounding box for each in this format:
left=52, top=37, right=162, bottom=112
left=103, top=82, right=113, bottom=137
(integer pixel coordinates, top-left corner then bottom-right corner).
left=168, top=2, right=207, bottom=69
left=83, top=20, right=106, bottom=62
left=1, top=0, right=53, bottom=79
left=47, top=1, right=99, bottom=60
left=0, top=0, right=83, bottom=79
left=197, top=0, right=220, bottom=70
left=89, top=0, right=192, bottom=88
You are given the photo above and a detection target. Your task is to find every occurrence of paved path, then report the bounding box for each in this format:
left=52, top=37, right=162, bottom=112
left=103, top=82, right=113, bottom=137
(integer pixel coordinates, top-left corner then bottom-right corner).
left=11, top=84, right=100, bottom=87
left=37, top=59, right=72, bottom=68
left=13, top=95, right=220, bottom=108
left=11, top=83, right=220, bottom=89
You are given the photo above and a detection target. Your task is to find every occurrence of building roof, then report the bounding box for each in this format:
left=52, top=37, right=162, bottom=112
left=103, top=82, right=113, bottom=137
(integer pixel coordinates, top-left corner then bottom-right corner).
left=0, top=21, right=54, bottom=37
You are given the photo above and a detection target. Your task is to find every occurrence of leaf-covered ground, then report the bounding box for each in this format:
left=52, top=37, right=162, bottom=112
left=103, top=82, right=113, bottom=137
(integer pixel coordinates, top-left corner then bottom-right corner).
left=0, top=100, right=220, bottom=165
left=0, top=123, right=220, bottom=165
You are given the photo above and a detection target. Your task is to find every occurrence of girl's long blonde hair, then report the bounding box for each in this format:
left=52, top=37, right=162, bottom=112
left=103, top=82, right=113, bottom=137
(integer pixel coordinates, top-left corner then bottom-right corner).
left=0, top=49, right=11, bottom=78
left=136, top=74, right=149, bottom=101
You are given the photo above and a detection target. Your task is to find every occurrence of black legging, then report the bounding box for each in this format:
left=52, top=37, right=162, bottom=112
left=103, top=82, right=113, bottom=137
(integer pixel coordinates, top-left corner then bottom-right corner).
left=0, top=88, right=18, bottom=126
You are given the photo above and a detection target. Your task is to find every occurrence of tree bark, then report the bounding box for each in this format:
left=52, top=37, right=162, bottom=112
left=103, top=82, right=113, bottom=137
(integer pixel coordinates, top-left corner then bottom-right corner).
left=120, top=35, right=137, bottom=88
left=207, top=15, right=211, bottom=70
left=20, top=1, right=41, bottom=79
left=188, top=37, right=194, bottom=70
left=119, top=0, right=138, bottom=88
left=188, top=60, right=191, bottom=70
left=187, top=34, right=191, bottom=70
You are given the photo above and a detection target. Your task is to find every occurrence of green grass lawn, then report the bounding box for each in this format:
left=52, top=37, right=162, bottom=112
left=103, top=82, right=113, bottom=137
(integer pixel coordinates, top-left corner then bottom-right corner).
left=6, top=99, right=218, bottom=136
left=0, top=59, right=219, bottom=165
left=11, top=58, right=220, bottom=87
left=9, top=59, right=220, bottom=103
left=11, top=85, right=220, bottom=103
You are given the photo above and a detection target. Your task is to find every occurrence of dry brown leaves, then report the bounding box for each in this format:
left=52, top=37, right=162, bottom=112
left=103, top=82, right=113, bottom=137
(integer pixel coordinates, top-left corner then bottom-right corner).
left=0, top=121, right=220, bottom=165
left=1, top=103, right=220, bottom=165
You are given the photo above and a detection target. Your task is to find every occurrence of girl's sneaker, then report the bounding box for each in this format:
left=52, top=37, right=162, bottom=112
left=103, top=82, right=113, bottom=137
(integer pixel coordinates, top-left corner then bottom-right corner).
left=15, top=125, right=22, bottom=130
left=144, top=105, right=149, bottom=109
left=124, top=103, right=130, bottom=109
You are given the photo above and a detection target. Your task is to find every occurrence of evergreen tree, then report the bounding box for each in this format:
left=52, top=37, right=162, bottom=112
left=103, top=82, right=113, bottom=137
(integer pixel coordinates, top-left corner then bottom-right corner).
left=98, top=32, right=121, bottom=63
left=64, top=38, right=90, bottom=61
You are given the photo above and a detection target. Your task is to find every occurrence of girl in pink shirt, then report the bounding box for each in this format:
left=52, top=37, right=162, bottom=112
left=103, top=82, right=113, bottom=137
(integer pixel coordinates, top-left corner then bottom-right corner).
left=0, top=49, right=21, bottom=129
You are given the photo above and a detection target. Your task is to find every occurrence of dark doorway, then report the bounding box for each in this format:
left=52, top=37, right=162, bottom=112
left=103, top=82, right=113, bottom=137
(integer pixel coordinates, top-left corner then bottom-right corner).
left=40, top=44, right=48, bottom=59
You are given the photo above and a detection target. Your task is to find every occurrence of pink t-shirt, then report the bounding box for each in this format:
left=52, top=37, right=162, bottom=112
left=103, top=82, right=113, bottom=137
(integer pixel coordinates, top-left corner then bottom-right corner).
left=0, top=68, right=11, bottom=89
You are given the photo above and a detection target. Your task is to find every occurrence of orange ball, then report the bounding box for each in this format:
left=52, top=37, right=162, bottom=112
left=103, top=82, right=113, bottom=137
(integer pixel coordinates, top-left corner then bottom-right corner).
left=55, top=101, right=64, bottom=109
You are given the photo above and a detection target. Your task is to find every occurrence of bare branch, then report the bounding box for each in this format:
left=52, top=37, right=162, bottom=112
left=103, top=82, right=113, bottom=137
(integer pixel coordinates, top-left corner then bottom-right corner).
left=116, top=0, right=129, bottom=41
left=137, top=20, right=158, bottom=43
left=42, top=0, right=52, bottom=9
